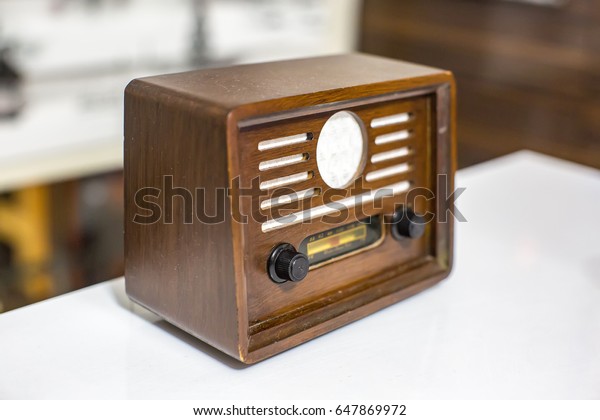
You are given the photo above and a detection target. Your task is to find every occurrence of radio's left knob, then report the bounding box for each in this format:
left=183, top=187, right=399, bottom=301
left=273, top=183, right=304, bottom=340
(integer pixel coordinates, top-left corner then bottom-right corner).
left=268, top=243, right=309, bottom=284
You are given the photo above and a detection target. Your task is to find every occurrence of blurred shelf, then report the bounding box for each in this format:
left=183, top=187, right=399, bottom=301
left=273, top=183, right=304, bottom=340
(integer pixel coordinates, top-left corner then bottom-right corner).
left=0, top=75, right=128, bottom=192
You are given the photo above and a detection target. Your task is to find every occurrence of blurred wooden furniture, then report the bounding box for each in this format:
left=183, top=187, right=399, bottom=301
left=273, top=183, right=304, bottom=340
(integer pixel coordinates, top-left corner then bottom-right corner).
left=0, top=187, right=53, bottom=302
left=0, top=174, right=124, bottom=313
left=360, top=0, right=600, bottom=168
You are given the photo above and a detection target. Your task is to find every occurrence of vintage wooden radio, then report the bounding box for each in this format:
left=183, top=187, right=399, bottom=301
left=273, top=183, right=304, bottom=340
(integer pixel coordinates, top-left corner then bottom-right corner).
left=124, top=54, right=456, bottom=363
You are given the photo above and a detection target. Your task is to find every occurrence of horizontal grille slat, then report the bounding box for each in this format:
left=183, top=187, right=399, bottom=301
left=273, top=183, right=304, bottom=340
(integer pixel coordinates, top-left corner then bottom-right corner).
left=259, top=171, right=313, bottom=190
left=260, top=188, right=319, bottom=210
left=261, top=181, right=411, bottom=232
left=370, top=112, right=412, bottom=128
left=258, top=133, right=313, bottom=151
left=374, top=130, right=412, bottom=145
left=365, top=163, right=411, bottom=183
left=259, top=153, right=308, bottom=171
left=371, top=147, right=411, bottom=164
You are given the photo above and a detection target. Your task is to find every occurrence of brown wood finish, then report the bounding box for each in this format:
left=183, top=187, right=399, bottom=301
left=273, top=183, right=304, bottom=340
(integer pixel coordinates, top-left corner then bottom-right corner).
left=360, top=0, right=600, bottom=169
left=124, top=54, right=456, bottom=363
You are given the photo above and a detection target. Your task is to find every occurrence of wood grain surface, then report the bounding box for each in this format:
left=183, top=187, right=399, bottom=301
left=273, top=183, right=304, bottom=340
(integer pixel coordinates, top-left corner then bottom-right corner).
left=125, top=54, right=456, bottom=363
left=360, top=0, right=600, bottom=168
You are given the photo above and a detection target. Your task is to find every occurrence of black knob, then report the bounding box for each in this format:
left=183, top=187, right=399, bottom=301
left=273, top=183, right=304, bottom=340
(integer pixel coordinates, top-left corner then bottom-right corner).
left=268, top=243, right=309, bottom=284
left=391, top=207, right=426, bottom=240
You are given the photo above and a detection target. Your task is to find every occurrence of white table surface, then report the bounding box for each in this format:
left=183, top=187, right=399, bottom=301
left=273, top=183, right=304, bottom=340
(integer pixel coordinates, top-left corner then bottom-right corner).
left=1, top=150, right=599, bottom=399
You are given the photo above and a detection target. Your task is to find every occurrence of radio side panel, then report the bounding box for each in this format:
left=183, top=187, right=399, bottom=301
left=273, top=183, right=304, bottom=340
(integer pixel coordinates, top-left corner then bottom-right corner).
left=124, top=80, right=241, bottom=359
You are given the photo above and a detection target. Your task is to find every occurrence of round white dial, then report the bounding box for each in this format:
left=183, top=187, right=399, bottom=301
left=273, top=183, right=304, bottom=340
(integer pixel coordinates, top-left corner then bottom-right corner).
left=316, top=111, right=367, bottom=189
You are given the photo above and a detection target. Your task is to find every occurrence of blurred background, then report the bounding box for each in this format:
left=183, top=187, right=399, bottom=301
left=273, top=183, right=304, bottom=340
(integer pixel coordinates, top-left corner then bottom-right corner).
left=0, top=0, right=598, bottom=312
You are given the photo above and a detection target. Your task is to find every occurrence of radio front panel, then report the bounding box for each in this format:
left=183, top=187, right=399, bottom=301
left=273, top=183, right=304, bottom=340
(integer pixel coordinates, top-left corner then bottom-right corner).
left=234, top=92, right=440, bottom=346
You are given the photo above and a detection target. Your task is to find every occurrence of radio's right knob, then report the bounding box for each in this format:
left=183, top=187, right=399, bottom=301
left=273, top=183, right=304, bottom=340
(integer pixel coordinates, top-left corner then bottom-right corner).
left=392, top=207, right=426, bottom=240
left=268, top=243, right=309, bottom=284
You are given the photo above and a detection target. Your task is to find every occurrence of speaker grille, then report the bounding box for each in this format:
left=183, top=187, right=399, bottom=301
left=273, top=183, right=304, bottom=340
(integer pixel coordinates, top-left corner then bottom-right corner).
left=245, top=96, right=427, bottom=233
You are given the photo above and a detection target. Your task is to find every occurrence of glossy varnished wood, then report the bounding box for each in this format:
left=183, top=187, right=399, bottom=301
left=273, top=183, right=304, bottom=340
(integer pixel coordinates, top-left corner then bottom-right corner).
left=239, top=96, right=432, bottom=322
left=124, top=82, right=239, bottom=356
left=124, top=54, right=456, bottom=363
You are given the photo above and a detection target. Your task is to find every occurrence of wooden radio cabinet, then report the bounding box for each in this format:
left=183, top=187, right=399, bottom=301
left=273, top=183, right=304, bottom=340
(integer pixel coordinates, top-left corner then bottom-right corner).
left=124, top=54, right=456, bottom=363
